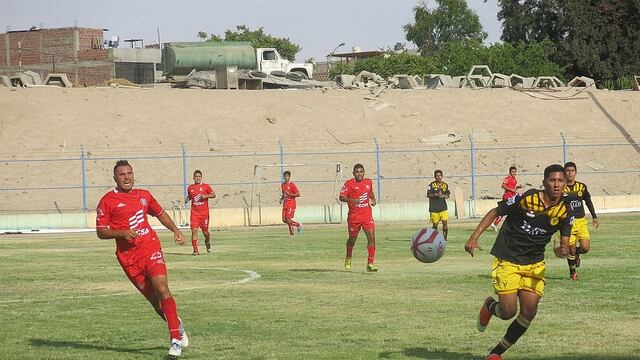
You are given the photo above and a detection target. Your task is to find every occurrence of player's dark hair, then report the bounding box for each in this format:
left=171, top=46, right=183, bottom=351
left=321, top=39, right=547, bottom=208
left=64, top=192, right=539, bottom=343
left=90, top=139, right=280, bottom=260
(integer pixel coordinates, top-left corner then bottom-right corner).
left=193, top=169, right=202, bottom=176
left=283, top=170, right=291, bottom=177
left=544, top=164, right=565, bottom=180
left=564, top=162, right=577, bottom=171
left=353, top=163, right=364, bottom=172
left=113, top=160, right=131, bottom=174
left=509, top=166, right=517, bottom=172
left=434, top=169, right=443, bottom=176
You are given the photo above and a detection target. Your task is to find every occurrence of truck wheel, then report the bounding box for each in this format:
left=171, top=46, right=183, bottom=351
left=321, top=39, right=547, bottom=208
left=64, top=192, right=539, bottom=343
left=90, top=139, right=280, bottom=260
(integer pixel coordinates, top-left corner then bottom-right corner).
left=290, top=71, right=309, bottom=80
left=250, top=70, right=268, bottom=78
left=270, top=70, right=287, bottom=77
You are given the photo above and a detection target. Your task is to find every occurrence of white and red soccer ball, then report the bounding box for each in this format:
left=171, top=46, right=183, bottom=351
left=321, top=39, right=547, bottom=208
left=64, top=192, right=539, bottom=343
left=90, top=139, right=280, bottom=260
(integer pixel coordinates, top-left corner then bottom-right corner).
left=411, top=228, right=446, bottom=263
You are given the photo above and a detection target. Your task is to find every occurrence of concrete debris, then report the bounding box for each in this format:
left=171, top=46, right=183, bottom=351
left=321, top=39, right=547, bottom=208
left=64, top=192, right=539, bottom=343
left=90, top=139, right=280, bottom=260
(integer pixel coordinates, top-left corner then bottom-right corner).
left=0, top=75, right=10, bottom=87
left=354, top=71, right=386, bottom=87
left=509, top=74, right=536, bottom=89
left=44, top=73, right=73, bottom=87
left=533, top=76, right=565, bottom=88
left=22, top=70, right=43, bottom=85
left=424, top=74, right=458, bottom=89
left=465, top=65, right=493, bottom=89
left=336, top=74, right=355, bottom=89
left=186, top=71, right=217, bottom=89
left=489, top=73, right=510, bottom=88
left=395, top=74, right=426, bottom=89
left=418, top=133, right=461, bottom=145
left=567, top=76, right=595, bottom=88
left=633, top=76, right=640, bottom=91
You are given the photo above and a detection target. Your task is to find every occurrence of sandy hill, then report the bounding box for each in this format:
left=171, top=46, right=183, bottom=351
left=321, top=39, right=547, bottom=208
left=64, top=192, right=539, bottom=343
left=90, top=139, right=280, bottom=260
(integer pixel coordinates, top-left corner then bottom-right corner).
left=1, top=86, right=639, bottom=213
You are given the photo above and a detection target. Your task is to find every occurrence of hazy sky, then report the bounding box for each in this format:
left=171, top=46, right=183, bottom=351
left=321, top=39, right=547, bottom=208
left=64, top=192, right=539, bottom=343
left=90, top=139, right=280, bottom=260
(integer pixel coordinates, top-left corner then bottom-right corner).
left=2, top=0, right=502, bottom=62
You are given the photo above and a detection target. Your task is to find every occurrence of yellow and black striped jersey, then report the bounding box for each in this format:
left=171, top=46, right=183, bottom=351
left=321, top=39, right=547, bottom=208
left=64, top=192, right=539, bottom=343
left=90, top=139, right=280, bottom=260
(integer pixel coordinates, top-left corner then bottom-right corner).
left=491, top=189, right=574, bottom=265
left=562, top=181, right=595, bottom=219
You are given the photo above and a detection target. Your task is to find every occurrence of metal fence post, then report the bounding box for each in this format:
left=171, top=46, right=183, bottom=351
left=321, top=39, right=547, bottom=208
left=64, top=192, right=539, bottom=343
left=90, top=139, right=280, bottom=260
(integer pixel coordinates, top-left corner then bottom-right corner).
left=560, top=132, right=567, bottom=164
left=469, top=135, right=476, bottom=200
left=278, top=140, right=285, bottom=181
left=374, top=138, right=382, bottom=202
left=181, top=143, right=188, bottom=201
left=80, top=145, right=87, bottom=211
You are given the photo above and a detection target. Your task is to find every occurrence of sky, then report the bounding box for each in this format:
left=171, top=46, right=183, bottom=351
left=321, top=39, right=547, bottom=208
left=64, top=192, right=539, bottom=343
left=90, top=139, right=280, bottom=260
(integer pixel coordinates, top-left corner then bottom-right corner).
left=2, top=0, right=503, bottom=62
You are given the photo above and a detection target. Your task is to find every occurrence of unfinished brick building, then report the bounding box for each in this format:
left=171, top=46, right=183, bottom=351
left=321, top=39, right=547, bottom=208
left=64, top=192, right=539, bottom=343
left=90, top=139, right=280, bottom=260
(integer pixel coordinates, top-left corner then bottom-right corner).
left=0, top=27, right=160, bottom=86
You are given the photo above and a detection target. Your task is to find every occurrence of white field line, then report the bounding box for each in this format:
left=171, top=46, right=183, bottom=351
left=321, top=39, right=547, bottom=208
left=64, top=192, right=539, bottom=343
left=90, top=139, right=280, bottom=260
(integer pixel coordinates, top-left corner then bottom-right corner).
left=0, top=267, right=260, bottom=305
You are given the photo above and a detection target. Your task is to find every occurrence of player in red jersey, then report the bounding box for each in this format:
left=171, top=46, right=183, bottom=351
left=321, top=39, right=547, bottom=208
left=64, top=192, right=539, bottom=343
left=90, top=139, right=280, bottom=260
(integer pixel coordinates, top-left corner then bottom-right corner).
left=185, top=170, right=216, bottom=255
left=96, top=160, right=188, bottom=357
left=339, top=163, right=378, bottom=272
left=491, top=166, right=522, bottom=231
left=280, top=170, right=303, bottom=238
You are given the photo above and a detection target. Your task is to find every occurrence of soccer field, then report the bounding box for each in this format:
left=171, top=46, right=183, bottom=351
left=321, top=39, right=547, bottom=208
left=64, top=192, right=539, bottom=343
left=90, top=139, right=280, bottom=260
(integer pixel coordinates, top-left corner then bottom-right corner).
left=1, top=215, right=639, bottom=360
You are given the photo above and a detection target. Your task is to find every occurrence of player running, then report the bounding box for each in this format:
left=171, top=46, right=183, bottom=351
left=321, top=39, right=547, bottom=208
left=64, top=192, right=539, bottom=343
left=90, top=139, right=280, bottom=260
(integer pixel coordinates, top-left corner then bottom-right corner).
left=339, top=164, right=378, bottom=272
left=96, top=160, right=189, bottom=357
left=426, top=170, right=450, bottom=240
left=185, top=169, right=216, bottom=255
left=562, top=162, right=599, bottom=280
left=491, top=166, right=523, bottom=231
left=464, top=164, right=574, bottom=360
left=280, top=170, right=303, bottom=238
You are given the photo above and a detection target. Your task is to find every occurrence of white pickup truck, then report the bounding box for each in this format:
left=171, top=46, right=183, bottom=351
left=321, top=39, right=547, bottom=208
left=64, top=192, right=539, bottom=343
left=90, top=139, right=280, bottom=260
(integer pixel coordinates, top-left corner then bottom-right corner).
left=257, top=48, right=313, bottom=79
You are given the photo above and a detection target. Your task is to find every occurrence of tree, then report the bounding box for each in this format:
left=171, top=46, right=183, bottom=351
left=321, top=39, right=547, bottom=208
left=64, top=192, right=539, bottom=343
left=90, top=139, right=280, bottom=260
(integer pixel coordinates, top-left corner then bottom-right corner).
left=404, top=0, right=487, bottom=55
left=197, top=25, right=301, bottom=61
left=196, top=31, right=208, bottom=42
left=498, top=0, right=567, bottom=44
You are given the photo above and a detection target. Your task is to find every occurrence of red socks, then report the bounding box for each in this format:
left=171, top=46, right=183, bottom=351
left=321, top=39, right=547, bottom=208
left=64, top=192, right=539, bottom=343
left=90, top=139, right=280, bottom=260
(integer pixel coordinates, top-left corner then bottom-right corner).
left=160, top=297, right=181, bottom=340
left=367, top=246, right=376, bottom=264
left=192, top=239, right=198, bottom=252
left=287, top=220, right=300, bottom=236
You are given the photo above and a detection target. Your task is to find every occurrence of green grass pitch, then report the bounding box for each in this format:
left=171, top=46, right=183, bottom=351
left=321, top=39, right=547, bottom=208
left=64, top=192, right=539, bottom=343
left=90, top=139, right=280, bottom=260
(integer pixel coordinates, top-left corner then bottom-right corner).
left=1, top=215, right=639, bottom=359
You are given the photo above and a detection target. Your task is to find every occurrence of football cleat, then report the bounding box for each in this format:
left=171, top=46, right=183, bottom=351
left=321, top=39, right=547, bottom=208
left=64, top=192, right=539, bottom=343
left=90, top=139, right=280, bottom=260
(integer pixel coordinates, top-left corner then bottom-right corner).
left=490, top=224, right=498, bottom=232
left=192, top=250, right=199, bottom=256
left=477, top=296, right=495, bottom=332
left=205, top=242, right=211, bottom=253
left=179, top=318, right=188, bottom=348
left=570, top=272, right=579, bottom=281
left=168, top=338, right=182, bottom=357
left=485, top=354, right=502, bottom=360
left=344, top=257, right=352, bottom=270
left=297, top=224, right=303, bottom=236
left=366, top=263, right=378, bottom=273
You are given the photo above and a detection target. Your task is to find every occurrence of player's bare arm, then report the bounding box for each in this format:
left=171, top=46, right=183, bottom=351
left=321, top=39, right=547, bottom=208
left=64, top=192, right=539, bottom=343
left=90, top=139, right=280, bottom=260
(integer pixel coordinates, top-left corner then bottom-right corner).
left=96, top=227, right=137, bottom=241
left=369, top=191, right=377, bottom=207
left=339, top=195, right=357, bottom=204
left=553, top=235, right=570, bottom=257
left=157, top=212, right=185, bottom=245
left=464, top=207, right=499, bottom=256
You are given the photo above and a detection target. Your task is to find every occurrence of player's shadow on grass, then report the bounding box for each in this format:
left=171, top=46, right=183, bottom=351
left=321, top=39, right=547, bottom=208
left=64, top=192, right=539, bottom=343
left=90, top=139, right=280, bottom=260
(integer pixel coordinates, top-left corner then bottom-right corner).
left=380, top=347, right=475, bottom=359
left=289, top=268, right=351, bottom=273
left=29, top=339, right=164, bottom=355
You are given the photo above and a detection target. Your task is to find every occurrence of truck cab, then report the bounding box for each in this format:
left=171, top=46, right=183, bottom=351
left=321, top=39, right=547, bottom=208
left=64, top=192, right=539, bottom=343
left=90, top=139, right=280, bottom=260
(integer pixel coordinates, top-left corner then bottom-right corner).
left=256, top=48, right=313, bottom=79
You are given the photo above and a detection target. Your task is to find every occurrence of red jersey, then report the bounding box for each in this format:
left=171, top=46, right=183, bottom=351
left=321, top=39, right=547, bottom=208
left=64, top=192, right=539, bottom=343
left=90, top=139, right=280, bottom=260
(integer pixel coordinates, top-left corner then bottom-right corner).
left=281, top=182, right=299, bottom=209
left=187, top=183, right=213, bottom=214
left=96, top=188, right=164, bottom=266
left=340, top=178, right=374, bottom=222
left=502, top=175, right=518, bottom=199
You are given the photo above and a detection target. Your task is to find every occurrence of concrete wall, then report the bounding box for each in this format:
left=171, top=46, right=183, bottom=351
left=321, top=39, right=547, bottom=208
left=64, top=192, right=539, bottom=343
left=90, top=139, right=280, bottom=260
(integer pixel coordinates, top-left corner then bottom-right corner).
left=1, top=195, right=637, bottom=231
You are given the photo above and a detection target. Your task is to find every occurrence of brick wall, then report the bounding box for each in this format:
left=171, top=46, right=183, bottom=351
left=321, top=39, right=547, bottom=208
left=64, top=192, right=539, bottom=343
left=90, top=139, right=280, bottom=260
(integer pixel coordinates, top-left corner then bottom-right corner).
left=0, top=27, right=111, bottom=86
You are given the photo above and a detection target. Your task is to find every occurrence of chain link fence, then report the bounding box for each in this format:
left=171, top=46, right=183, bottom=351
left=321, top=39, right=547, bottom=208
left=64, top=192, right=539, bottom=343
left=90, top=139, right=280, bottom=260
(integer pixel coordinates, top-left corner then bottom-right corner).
left=1, top=134, right=639, bottom=214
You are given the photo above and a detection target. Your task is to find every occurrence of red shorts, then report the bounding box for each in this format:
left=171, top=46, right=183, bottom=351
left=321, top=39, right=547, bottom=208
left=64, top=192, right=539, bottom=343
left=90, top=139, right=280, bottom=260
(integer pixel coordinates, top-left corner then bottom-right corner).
left=190, top=211, right=210, bottom=231
left=119, top=249, right=167, bottom=301
left=282, top=207, right=296, bottom=221
left=347, top=218, right=375, bottom=238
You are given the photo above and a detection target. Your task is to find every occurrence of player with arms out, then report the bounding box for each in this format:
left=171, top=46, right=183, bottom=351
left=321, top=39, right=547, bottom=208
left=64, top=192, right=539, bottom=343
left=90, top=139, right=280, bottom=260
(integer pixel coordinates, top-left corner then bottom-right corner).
left=96, top=160, right=189, bottom=357
left=185, top=169, right=216, bottom=255
left=562, top=161, right=599, bottom=280
left=426, top=170, right=450, bottom=240
left=464, top=164, right=574, bottom=360
left=340, top=164, right=378, bottom=272
left=491, top=166, right=523, bottom=231
left=280, top=170, right=303, bottom=238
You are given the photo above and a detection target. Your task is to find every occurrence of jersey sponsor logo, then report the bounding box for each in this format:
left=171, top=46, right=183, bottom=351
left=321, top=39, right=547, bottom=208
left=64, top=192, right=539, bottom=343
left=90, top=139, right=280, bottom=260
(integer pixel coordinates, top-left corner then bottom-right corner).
left=356, top=193, right=369, bottom=207
left=116, top=203, right=126, bottom=208
left=550, top=217, right=559, bottom=226
left=577, top=190, right=583, bottom=197
left=525, top=211, right=536, bottom=218
left=570, top=200, right=582, bottom=209
left=129, top=209, right=144, bottom=229
left=140, top=198, right=148, bottom=207
left=520, top=220, right=547, bottom=235
left=569, top=216, right=575, bottom=225
left=150, top=251, right=165, bottom=264
left=507, top=195, right=517, bottom=205
left=97, top=208, right=105, bottom=217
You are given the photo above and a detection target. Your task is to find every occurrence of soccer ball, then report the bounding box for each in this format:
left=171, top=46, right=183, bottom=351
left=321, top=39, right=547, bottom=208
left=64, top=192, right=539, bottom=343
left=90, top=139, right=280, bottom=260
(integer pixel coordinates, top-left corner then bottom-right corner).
left=411, top=228, right=446, bottom=263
